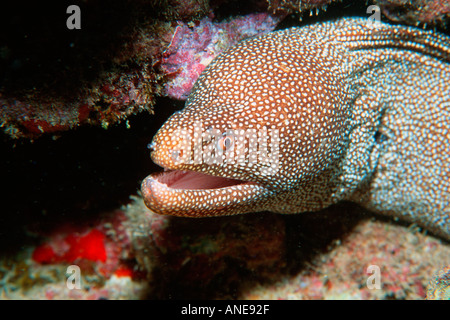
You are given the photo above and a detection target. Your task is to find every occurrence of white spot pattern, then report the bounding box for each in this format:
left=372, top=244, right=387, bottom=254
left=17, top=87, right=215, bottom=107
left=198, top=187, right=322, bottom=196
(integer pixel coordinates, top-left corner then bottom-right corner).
left=142, top=18, right=450, bottom=240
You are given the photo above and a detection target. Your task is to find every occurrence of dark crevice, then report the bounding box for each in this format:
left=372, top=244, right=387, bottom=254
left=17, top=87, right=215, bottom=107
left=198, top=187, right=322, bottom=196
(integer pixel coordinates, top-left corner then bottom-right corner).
left=0, top=96, right=183, bottom=254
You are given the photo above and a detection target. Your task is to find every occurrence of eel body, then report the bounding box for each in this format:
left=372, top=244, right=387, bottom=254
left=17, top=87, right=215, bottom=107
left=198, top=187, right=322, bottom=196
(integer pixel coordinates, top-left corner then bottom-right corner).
left=141, top=17, right=450, bottom=240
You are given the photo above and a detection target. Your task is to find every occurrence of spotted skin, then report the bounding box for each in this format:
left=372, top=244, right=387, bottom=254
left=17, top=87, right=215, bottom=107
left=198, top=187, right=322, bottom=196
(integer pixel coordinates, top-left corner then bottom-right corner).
left=142, top=18, right=450, bottom=240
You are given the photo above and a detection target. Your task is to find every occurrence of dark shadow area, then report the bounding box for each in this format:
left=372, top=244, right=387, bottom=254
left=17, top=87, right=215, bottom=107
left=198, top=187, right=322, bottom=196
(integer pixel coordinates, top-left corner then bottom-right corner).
left=141, top=203, right=369, bottom=299
left=141, top=201, right=449, bottom=299
left=211, top=0, right=270, bottom=20
left=0, top=97, right=183, bottom=254
left=0, top=0, right=156, bottom=101
left=274, top=0, right=369, bottom=30
left=1, top=0, right=448, bottom=103
left=275, top=0, right=450, bottom=35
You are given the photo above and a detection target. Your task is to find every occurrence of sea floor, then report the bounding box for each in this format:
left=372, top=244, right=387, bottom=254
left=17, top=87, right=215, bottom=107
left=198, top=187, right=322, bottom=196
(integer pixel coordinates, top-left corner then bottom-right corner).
left=1, top=196, right=449, bottom=300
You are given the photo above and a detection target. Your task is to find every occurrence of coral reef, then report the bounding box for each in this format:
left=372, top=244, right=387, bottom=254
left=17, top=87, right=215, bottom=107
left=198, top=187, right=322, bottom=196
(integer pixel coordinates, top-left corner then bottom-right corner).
left=161, top=12, right=281, bottom=100
left=2, top=0, right=448, bottom=139
left=0, top=1, right=165, bottom=139
left=126, top=196, right=286, bottom=297
left=129, top=198, right=450, bottom=299
left=0, top=2, right=281, bottom=139
left=154, top=0, right=211, bottom=21
left=2, top=196, right=449, bottom=299
left=239, top=218, right=450, bottom=300
left=267, top=0, right=335, bottom=16
left=374, top=0, right=450, bottom=28
left=266, top=0, right=450, bottom=27
left=1, top=0, right=450, bottom=301
left=427, top=265, right=450, bottom=300
left=0, top=209, right=148, bottom=299
left=0, top=66, right=160, bottom=138
left=29, top=210, right=135, bottom=279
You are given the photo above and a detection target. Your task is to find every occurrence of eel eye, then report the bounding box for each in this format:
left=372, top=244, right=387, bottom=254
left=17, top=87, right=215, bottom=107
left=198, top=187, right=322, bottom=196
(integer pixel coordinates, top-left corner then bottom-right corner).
left=217, top=133, right=235, bottom=152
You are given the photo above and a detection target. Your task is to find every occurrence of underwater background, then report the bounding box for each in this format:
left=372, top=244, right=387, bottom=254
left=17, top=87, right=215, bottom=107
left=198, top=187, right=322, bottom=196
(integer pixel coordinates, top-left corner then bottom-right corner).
left=1, top=0, right=449, bottom=299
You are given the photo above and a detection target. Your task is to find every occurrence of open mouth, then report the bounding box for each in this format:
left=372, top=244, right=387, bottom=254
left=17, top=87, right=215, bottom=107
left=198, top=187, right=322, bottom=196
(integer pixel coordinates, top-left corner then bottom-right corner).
left=140, top=168, right=268, bottom=217
left=150, top=169, right=248, bottom=190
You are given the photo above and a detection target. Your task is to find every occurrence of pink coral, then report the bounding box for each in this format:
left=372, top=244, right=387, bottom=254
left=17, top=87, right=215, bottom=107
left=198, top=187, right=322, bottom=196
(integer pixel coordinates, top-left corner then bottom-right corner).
left=161, top=12, right=282, bottom=100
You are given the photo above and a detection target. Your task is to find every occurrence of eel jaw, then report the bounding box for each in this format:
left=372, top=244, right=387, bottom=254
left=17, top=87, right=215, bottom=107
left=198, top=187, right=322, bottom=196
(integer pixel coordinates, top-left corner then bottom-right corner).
left=141, top=169, right=270, bottom=217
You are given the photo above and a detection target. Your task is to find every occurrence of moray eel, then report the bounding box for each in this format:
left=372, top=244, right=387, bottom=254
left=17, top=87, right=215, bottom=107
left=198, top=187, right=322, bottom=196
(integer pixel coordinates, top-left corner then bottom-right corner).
left=141, top=17, right=450, bottom=240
